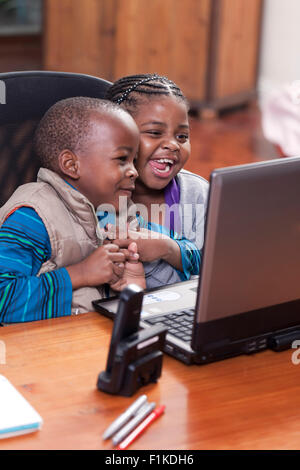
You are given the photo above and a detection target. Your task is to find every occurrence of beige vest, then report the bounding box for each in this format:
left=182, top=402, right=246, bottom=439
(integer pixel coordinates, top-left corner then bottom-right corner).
left=0, top=168, right=105, bottom=314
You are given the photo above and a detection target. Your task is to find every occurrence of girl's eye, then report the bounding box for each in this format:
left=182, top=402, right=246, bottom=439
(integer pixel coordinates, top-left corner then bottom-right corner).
left=144, top=130, right=162, bottom=137
left=118, top=156, right=128, bottom=163
left=177, top=134, right=189, bottom=142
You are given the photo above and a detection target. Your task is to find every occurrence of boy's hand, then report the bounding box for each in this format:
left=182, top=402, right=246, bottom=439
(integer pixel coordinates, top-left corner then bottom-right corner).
left=109, top=241, right=146, bottom=291
left=103, top=237, right=140, bottom=263
left=66, top=243, right=126, bottom=290
left=103, top=224, right=182, bottom=271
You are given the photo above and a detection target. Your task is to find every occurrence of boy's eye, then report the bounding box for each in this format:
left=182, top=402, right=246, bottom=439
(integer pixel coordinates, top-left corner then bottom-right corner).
left=118, top=156, right=128, bottom=163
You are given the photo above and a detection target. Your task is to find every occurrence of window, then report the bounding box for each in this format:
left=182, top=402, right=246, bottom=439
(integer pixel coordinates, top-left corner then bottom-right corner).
left=0, top=0, right=42, bottom=36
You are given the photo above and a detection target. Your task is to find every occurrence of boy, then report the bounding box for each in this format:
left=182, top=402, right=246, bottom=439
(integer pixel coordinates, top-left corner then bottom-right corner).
left=0, top=97, right=144, bottom=323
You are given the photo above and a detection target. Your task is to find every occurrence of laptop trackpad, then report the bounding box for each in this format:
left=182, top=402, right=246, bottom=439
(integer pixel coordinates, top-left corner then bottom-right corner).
left=141, top=280, right=197, bottom=318
left=95, top=279, right=198, bottom=319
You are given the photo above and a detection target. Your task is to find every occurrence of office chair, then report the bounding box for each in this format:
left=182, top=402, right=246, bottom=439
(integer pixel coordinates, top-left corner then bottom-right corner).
left=0, top=71, right=112, bottom=206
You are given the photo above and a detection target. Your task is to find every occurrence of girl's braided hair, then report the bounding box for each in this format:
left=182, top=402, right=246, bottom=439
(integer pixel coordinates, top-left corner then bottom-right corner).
left=105, top=73, right=188, bottom=113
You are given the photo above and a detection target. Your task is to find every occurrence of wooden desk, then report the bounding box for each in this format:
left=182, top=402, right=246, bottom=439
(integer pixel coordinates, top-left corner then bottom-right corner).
left=0, top=312, right=299, bottom=450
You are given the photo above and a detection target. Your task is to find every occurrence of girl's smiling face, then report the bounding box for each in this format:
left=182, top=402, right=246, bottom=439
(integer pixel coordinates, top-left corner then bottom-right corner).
left=132, top=95, right=191, bottom=192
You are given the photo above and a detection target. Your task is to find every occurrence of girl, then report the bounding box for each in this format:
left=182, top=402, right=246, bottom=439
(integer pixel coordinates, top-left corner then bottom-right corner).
left=105, top=74, right=209, bottom=289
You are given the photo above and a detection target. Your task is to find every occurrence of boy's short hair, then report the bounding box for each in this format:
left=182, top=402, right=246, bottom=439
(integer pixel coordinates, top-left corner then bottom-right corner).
left=34, top=96, right=126, bottom=171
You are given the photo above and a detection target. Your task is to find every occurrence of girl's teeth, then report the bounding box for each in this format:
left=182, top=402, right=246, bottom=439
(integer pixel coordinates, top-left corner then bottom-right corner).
left=149, top=159, right=173, bottom=175
left=156, top=165, right=170, bottom=173
left=156, top=158, right=173, bottom=164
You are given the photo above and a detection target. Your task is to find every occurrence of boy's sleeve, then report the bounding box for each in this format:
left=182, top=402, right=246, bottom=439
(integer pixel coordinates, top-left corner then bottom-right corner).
left=0, top=207, right=73, bottom=323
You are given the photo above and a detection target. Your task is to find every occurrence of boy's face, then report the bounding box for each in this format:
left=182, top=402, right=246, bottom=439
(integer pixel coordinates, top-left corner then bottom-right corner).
left=132, top=95, right=191, bottom=191
left=75, top=112, right=139, bottom=210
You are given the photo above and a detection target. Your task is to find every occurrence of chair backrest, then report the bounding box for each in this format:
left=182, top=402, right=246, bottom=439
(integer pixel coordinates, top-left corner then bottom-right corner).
left=0, top=71, right=112, bottom=206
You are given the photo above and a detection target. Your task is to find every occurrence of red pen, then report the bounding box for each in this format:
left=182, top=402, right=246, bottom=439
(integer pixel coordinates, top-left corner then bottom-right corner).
left=116, top=404, right=166, bottom=450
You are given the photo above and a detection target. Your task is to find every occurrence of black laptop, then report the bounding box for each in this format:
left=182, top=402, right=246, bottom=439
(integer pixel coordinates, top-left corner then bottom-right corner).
left=93, top=156, right=300, bottom=365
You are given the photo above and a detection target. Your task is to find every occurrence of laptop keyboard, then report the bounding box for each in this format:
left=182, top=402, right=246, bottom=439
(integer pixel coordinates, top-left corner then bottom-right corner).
left=143, top=308, right=195, bottom=342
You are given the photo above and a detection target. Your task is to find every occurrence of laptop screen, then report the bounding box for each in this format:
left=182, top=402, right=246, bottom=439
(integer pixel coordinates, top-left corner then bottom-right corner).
left=193, top=157, right=300, bottom=353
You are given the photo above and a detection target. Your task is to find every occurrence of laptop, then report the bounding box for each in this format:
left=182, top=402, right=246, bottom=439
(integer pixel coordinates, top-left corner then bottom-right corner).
left=93, top=156, right=300, bottom=365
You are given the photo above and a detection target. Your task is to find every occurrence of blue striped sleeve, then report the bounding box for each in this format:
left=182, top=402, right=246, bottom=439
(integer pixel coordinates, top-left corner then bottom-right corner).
left=173, top=238, right=202, bottom=280
left=138, top=216, right=201, bottom=281
left=0, top=207, right=72, bottom=323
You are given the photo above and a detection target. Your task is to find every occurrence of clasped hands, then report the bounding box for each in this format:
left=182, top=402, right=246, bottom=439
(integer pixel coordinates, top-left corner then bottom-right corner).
left=67, top=224, right=178, bottom=293
left=102, top=224, right=173, bottom=290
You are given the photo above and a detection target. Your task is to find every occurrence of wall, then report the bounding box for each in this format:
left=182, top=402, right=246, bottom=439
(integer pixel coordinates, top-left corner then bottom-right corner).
left=258, top=0, right=300, bottom=99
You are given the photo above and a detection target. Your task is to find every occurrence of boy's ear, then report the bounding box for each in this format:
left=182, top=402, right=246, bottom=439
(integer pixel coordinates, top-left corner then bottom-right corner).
left=58, top=149, right=80, bottom=180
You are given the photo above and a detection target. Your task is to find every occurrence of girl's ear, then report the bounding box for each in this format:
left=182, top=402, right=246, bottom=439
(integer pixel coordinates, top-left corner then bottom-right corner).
left=58, top=149, right=80, bottom=180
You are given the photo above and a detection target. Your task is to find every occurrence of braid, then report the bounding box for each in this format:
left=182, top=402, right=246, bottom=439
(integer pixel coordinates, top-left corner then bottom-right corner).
left=106, top=73, right=188, bottom=112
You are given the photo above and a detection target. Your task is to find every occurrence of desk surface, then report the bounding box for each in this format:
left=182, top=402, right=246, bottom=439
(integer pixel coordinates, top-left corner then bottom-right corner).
left=0, top=312, right=299, bottom=450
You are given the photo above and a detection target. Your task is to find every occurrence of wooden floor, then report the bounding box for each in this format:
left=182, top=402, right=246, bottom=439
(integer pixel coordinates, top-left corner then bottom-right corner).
left=186, top=102, right=280, bottom=180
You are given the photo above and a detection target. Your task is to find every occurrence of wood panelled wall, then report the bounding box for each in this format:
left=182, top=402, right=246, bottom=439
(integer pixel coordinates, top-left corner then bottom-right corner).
left=112, top=0, right=211, bottom=104
left=43, top=0, right=263, bottom=111
left=207, top=0, right=263, bottom=109
left=0, top=35, right=42, bottom=73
